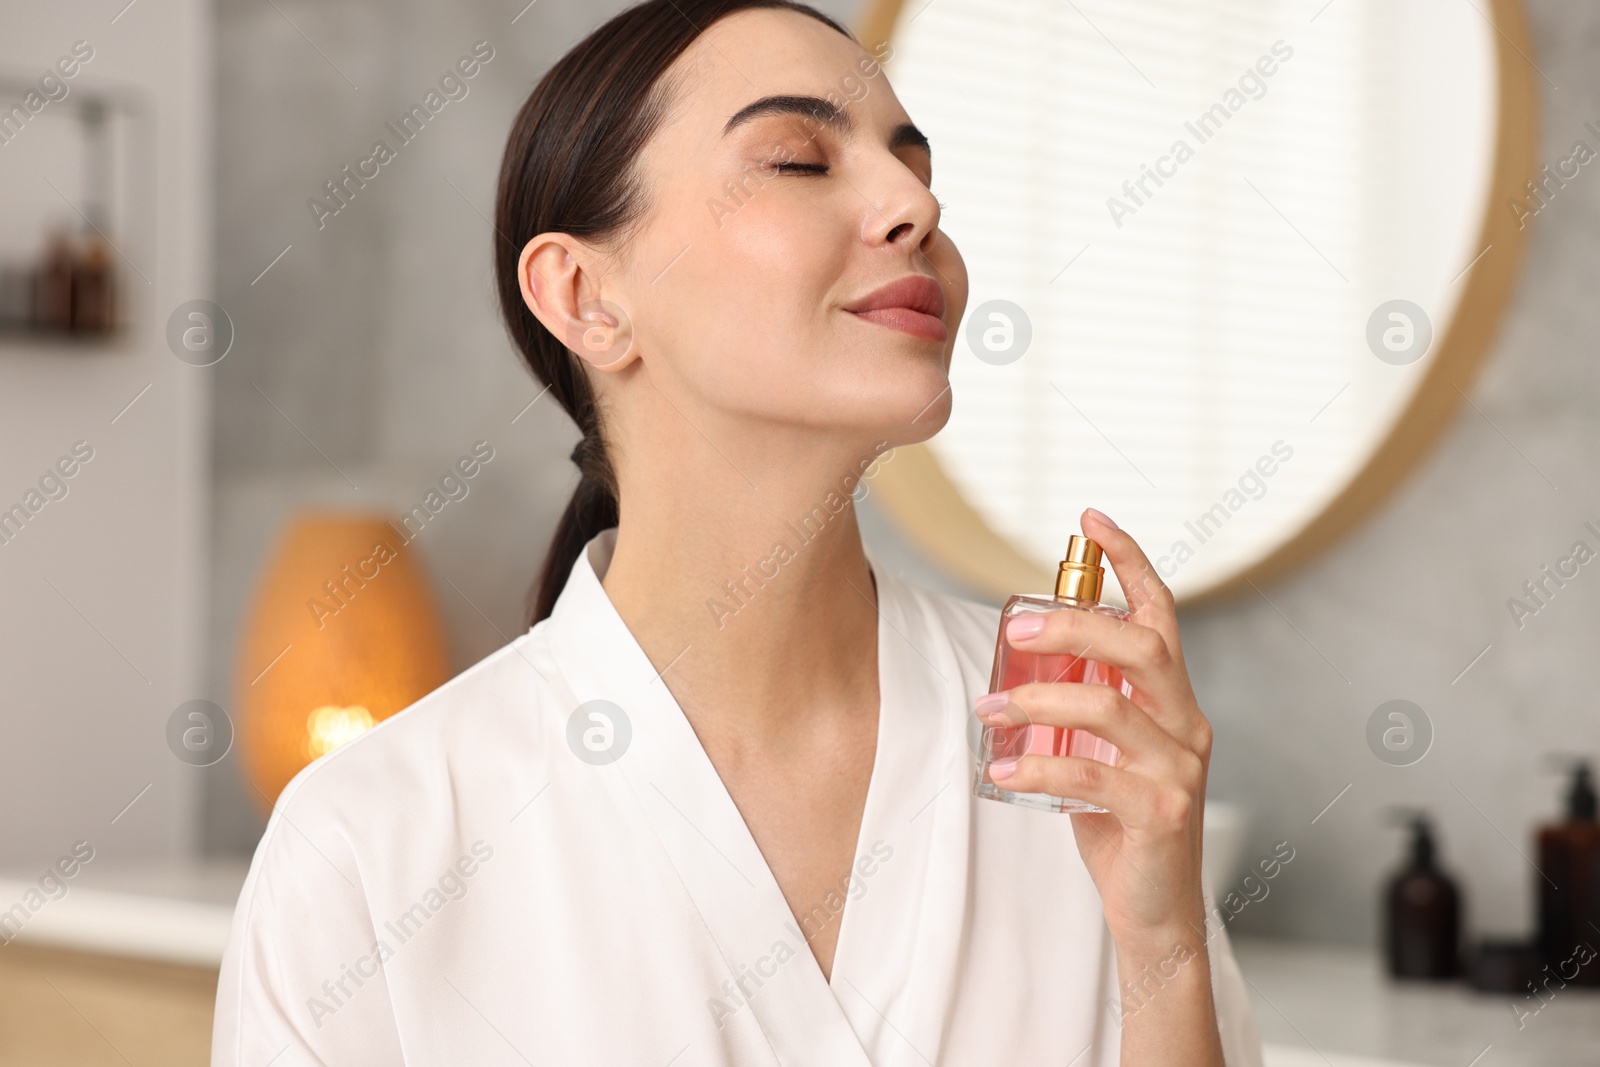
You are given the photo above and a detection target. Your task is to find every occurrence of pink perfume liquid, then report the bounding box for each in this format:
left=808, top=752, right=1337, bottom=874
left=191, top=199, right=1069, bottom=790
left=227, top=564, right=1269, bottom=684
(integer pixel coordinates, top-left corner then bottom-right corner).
left=974, top=594, right=1133, bottom=813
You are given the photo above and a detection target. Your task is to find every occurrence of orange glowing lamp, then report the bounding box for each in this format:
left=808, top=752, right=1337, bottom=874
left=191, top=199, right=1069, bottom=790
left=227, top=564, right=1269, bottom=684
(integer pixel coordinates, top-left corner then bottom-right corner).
left=234, top=512, right=450, bottom=811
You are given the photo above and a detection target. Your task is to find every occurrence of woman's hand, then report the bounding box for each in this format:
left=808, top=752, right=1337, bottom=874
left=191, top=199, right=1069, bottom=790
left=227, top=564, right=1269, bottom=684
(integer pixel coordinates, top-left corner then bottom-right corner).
left=976, top=507, right=1212, bottom=953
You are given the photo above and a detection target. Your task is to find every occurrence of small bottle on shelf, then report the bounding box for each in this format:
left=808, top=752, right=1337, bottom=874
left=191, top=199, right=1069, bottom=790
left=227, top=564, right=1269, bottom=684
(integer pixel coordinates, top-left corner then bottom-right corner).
left=33, top=229, right=75, bottom=332
left=72, top=228, right=116, bottom=335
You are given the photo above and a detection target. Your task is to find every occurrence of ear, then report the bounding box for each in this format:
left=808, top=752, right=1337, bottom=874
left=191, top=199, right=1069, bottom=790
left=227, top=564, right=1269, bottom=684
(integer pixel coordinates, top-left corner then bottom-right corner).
left=517, top=233, right=636, bottom=371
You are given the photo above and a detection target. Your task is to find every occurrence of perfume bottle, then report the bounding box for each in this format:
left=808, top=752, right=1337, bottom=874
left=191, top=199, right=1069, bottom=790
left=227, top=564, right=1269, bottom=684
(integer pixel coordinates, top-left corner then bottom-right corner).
left=974, top=534, right=1133, bottom=813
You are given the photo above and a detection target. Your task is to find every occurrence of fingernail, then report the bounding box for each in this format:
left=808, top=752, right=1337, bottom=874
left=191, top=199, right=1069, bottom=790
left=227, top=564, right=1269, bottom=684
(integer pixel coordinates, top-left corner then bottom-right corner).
left=1084, top=507, right=1119, bottom=531
left=988, top=757, right=1018, bottom=781
left=1007, top=615, right=1045, bottom=642
left=974, top=692, right=1010, bottom=716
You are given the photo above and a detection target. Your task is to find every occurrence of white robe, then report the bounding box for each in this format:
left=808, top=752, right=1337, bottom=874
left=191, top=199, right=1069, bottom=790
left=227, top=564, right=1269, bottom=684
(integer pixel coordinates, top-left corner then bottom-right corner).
left=213, top=528, right=1264, bottom=1066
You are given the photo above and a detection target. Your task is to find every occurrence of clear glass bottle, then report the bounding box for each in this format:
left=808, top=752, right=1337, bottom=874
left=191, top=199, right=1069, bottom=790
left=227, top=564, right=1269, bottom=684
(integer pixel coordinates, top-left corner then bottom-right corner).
left=974, top=534, right=1133, bottom=813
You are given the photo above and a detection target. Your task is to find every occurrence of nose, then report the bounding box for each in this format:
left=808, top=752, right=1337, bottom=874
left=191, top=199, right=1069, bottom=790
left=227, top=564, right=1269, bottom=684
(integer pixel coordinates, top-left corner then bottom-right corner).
left=861, top=167, right=941, bottom=260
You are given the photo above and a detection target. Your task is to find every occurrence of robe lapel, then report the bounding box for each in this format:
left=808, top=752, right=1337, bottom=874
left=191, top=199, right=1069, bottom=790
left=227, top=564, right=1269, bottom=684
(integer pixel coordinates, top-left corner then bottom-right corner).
left=545, top=530, right=877, bottom=1067
left=827, top=553, right=975, bottom=1067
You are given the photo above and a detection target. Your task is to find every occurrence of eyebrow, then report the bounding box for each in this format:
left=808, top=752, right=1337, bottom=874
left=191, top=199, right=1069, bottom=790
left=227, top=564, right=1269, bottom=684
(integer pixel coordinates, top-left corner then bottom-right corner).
left=721, top=93, right=931, bottom=155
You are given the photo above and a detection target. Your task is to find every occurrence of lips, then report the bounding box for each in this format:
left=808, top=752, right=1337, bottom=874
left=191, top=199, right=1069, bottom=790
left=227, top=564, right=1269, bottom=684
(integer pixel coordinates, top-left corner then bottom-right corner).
left=845, top=275, right=947, bottom=342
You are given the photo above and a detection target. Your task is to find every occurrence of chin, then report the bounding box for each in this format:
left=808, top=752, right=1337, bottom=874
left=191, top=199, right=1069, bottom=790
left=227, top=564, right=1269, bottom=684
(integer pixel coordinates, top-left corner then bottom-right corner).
left=859, top=367, right=954, bottom=450
left=893, top=390, right=953, bottom=446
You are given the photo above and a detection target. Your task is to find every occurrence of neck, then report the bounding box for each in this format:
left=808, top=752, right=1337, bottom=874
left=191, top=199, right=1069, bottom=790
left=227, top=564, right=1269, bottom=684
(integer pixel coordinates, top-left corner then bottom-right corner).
left=600, top=416, right=886, bottom=744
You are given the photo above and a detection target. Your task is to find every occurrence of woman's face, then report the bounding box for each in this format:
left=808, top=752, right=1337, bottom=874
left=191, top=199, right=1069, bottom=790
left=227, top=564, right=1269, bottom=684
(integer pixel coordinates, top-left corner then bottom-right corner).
left=592, top=7, right=966, bottom=457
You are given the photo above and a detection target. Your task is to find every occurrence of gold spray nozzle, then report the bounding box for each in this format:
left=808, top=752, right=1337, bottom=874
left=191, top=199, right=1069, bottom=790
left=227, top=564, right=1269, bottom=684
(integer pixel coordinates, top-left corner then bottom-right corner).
left=1055, top=534, right=1104, bottom=602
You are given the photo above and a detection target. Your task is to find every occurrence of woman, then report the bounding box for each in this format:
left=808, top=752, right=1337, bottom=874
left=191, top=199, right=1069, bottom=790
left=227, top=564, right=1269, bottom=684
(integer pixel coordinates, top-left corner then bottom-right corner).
left=214, top=2, right=1264, bottom=1064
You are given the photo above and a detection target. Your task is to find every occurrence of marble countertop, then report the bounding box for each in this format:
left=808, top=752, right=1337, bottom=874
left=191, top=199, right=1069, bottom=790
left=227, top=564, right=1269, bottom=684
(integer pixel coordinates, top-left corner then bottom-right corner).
left=1235, top=936, right=1600, bottom=1067
left=0, top=859, right=248, bottom=967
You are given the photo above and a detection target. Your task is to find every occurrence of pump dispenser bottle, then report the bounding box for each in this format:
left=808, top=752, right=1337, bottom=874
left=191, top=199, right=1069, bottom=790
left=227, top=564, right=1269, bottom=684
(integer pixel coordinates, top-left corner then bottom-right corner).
left=1537, top=759, right=1600, bottom=985
left=1383, top=811, right=1462, bottom=980
left=974, top=534, right=1133, bottom=813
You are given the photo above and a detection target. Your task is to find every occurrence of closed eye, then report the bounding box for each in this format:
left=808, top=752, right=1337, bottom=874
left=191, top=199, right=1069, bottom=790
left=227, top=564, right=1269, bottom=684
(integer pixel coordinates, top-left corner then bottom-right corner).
left=773, top=161, right=829, bottom=175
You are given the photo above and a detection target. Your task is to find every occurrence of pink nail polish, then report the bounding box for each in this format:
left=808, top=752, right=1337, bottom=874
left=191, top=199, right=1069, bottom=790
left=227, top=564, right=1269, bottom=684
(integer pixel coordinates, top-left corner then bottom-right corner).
left=975, top=533, right=1130, bottom=814
left=974, top=692, right=1010, bottom=716
left=1006, top=615, right=1045, bottom=641
left=1083, top=507, right=1118, bottom=531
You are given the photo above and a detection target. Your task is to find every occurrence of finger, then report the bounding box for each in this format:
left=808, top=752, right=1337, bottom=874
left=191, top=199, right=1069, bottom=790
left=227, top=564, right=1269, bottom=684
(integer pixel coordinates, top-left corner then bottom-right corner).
left=987, top=754, right=1193, bottom=834
left=1002, top=607, right=1192, bottom=719
left=976, top=682, right=1194, bottom=772
left=1082, top=507, right=1182, bottom=660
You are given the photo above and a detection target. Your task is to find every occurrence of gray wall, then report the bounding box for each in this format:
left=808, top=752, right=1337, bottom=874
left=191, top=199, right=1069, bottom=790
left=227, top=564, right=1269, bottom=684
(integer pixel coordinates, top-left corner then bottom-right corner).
left=1, top=0, right=211, bottom=874
left=207, top=0, right=1596, bottom=951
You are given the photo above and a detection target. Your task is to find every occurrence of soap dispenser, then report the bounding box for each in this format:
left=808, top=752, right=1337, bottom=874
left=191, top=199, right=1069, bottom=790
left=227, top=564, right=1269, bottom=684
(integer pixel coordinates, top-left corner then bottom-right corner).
left=1384, top=810, right=1461, bottom=980
left=1536, top=758, right=1600, bottom=986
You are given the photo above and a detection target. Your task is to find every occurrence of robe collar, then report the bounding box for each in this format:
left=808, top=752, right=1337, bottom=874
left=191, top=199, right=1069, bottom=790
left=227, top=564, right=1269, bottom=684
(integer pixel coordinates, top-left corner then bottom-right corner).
left=544, top=527, right=973, bottom=1067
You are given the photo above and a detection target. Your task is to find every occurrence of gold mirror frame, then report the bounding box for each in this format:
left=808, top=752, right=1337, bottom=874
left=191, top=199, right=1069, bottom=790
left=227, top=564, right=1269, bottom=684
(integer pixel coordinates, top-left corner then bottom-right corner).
left=856, top=0, right=1539, bottom=604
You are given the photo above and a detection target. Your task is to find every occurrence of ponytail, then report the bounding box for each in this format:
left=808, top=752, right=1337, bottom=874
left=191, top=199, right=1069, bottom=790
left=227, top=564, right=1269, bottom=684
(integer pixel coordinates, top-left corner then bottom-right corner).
left=530, top=433, right=619, bottom=625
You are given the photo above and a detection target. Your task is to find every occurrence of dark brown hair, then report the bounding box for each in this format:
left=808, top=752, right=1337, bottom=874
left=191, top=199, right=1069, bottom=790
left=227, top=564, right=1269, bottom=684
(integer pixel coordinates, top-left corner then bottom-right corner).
left=494, top=0, right=854, bottom=625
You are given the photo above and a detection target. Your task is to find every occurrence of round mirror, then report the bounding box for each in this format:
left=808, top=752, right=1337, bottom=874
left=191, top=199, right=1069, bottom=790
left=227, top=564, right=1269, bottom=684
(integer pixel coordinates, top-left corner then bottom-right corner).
left=860, top=0, right=1537, bottom=603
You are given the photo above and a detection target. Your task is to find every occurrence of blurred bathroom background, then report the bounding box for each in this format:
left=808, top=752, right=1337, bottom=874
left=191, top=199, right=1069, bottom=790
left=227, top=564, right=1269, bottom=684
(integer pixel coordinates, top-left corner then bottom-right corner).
left=3, top=0, right=1598, bottom=1063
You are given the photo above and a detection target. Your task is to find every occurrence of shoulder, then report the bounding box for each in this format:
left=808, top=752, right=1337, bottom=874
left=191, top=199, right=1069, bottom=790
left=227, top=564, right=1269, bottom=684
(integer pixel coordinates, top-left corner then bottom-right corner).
left=259, top=626, right=554, bottom=841
left=222, top=628, right=556, bottom=1005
